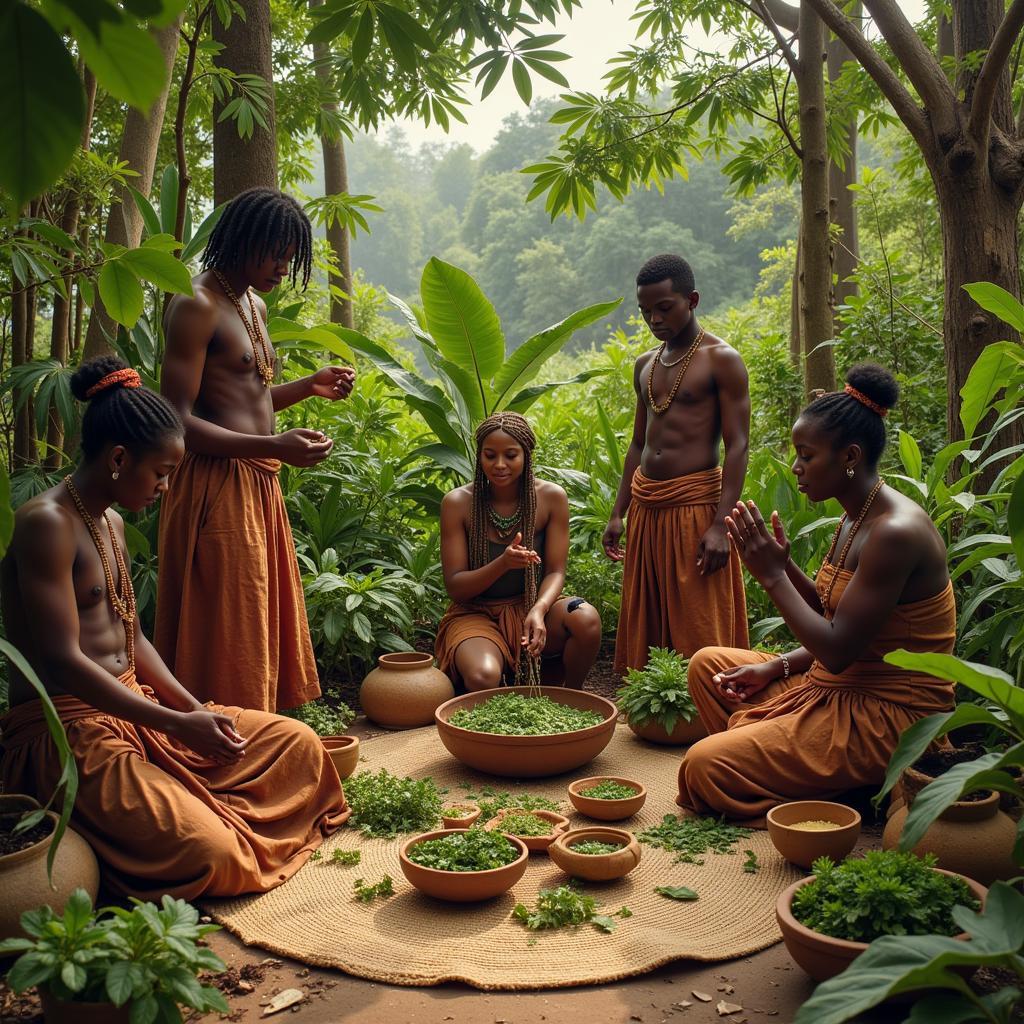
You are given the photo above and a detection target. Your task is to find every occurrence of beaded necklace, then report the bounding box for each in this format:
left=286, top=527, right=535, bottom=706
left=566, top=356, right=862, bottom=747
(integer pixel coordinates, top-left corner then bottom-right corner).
left=64, top=476, right=136, bottom=672
left=212, top=269, right=276, bottom=387
left=818, top=478, right=884, bottom=613
left=487, top=501, right=522, bottom=541
left=647, top=326, right=705, bottom=415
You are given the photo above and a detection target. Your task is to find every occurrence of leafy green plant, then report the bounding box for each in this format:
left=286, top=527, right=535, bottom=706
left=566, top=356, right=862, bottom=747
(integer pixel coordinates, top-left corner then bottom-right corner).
left=448, top=693, right=604, bottom=735
left=569, top=840, right=624, bottom=855
left=615, top=648, right=697, bottom=732
left=407, top=827, right=521, bottom=871
left=456, top=787, right=560, bottom=823
left=353, top=876, right=394, bottom=903
left=655, top=885, right=699, bottom=901
left=0, top=888, right=228, bottom=1021
left=282, top=688, right=355, bottom=737
left=637, top=815, right=751, bottom=866
left=578, top=781, right=640, bottom=800
left=512, top=885, right=631, bottom=934
left=344, top=769, right=443, bottom=838
left=742, top=850, right=759, bottom=874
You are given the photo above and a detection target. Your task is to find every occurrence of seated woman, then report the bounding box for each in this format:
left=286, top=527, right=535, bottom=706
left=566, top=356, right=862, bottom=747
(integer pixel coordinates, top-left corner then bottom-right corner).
left=436, top=412, right=602, bottom=690
left=678, top=364, right=955, bottom=826
left=0, top=357, right=348, bottom=900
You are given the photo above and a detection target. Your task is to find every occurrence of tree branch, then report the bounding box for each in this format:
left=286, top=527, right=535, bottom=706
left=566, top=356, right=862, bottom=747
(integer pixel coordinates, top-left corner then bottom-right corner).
left=751, top=0, right=799, bottom=73
left=761, top=0, right=799, bottom=34
left=969, top=0, right=1024, bottom=144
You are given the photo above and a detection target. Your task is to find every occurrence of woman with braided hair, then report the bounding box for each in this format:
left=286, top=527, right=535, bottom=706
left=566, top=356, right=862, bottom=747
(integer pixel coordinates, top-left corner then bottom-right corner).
left=1, top=357, right=348, bottom=899
left=677, top=364, right=956, bottom=825
left=436, top=412, right=602, bottom=690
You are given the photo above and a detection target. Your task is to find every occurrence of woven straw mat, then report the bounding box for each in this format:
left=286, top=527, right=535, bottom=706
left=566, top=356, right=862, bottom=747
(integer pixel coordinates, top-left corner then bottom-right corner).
left=204, top=723, right=800, bottom=989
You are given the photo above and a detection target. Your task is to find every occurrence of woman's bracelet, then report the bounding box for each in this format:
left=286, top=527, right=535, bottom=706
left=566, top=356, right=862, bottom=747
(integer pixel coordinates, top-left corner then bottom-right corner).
left=780, top=654, right=791, bottom=680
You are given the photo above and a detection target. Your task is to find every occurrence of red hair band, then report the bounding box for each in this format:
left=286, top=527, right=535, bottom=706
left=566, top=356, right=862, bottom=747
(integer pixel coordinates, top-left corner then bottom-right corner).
left=844, top=383, right=888, bottom=417
left=86, top=368, right=143, bottom=398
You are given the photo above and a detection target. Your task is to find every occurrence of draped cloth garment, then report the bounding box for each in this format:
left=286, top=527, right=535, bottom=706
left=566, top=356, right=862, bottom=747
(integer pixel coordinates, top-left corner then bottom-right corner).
left=155, top=451, right=319, bottom=711
left=435, top=596, right=525, bottom=683
left=613, top=467, right=748, bottom=676
left=0, top=668, right=348, bottom=900
left=676, top=561, right=957, bottom=826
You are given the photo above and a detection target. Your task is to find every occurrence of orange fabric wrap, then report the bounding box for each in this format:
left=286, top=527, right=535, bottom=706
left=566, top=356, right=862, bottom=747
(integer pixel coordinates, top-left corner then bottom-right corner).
left=0, top=669, right=348, bottom=900
left=677, top=561, right=957, bottom=825
left=435, top=597, right=525, bottom=680
left=155, top=450, right=320, bottom=712
left=613, top=467, right=748, bottom=675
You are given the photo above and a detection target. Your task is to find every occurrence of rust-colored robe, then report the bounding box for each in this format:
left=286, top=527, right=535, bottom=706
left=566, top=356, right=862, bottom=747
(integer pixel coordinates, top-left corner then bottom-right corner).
left=614, top=467, right=748, bottom=676
left=155, top=452, right=319, bottom=712
left=0, top=669, right=349, bottom=901
left=677, top=561, right=957, bottom=826
left=435, top=596, right=525, bottom=684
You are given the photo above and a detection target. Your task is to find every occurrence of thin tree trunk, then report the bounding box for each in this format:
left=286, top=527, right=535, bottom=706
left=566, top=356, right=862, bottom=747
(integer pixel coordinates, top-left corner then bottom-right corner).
left=12, top=224, right=32, bottom=467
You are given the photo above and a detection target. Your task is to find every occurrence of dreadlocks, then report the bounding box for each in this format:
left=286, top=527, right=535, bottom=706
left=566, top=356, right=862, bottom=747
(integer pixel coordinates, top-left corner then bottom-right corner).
left=201, top=187, right=313, bottom=289
left=470, top=412, right=540, bottom=687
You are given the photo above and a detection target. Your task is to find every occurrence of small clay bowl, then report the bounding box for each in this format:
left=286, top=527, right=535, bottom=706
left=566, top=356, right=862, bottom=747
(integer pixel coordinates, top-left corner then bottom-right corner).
left=548, top=827, right=642, bottom=881
left=483, top=808, right=570, bottom=852
left=400, top=829, right=529, bottom=902
left=322, top=735, right=360, bottom=780
left=767, top=800, right=861, bottom=869
left=441, top=803, right=481, bottom=829
left=568, top=777, right=647, bottom=820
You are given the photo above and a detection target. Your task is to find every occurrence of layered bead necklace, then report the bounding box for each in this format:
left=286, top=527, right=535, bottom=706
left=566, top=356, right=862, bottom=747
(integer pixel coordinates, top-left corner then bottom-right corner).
left=64, top=476, right=137, bottom=672
left=818, top=478, right=885, bottom=613
left=647, top=326, right=705, bottom=415
left=487, top=500, right=522, bottom=542
left=212, top=269, right=276, bottom=387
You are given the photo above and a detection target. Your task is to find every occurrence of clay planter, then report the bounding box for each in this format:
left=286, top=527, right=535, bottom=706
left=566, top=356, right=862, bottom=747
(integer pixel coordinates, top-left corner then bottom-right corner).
left=549, top=827, right=642, bottom=881
left=441, top=804, right=481, bottom=829
left=434, top=686, right=618, bottom=778
left=568, top=777, right=647, bottom=820
left=883, top=765, right=1018, bottom=885
left=0, top=798, right=100, bottom=943
left=322, top=735, right=360, bottom=780
left=766, top=800, right=861, bottom=869
left=361, top=652, right=455, bottom=730
left=627, top=717, right=706, bottom=746
left=39, top=990, right=131, bottom=1024
left=399, top=829, right=529, bottom=901
left=776, top=869, right=988, bottom=982
left=484, top=808, right=570, bottom=852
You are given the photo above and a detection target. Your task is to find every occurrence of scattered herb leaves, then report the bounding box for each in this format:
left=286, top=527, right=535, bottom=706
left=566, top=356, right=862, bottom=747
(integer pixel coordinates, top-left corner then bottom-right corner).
left=330, top=849, right=361, bottom=865
left=513, top=885, right=632, bottom=935
left=743, top=849, right=759, bottom=873
left=637, top=815, right=751, bottom=865
left=488, top=812, right=554, bottom=837
left=353, top=876, right=394, bottom=903
left=458, top=787, right=560, bottom=822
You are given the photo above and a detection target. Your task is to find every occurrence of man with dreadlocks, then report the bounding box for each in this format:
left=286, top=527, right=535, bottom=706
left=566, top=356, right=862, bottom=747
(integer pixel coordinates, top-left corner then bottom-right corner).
left=436, top=413, right=603, bottom=690
left=604, top=253, right=750, bottom=681
left=157, top=188, right=355, bottom=712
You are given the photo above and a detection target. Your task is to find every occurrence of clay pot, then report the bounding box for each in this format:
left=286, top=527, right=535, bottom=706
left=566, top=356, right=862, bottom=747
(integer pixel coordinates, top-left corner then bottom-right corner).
left=399, top=829, right=529, bottom=901
left=548, top=827, right=642, bottom=881
left=322, top=735, right=360, bottom=780
left=766, top=801, right=861, bottom=869
left=0, top=799, right=100, bottom=943
left=568, top=777, right=647, bottom=820
left=484, top=808, right=570, bottom=852
left=776, top=869, right=988, bottom=982
left=627, top=717, right=706, bottom=746
left=434, top=686, right=618, bottom=778
left=360, top=652, right=455, bottom=729
left=40, top=989, right=131, bottom=1024
left=441, top=804, right=481, bottom=829
left=883, top=766, right=1018, bottom=885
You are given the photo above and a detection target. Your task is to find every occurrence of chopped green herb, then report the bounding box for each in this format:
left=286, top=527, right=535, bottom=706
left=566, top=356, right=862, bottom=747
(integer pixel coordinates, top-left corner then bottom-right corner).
left=353, top=876, right=394, bottom=903
left=618, top=906, right=632, bottom=918
left=578, top=780, right=640, bottom=800
left=458, top=788, right=560, bottom=822
left=330, top=849, right=361, bottom=865
left=743, top=849, right=759, bottom=873
left=655, top=885, right=699, bottom=901
left=637, top=814, right=751, bottom=865
left=407, top=827, right=521, bottom=872
left=570, top=840, right=625, bottom=855
left=591, top=914, right=618, bottom=933
left=344, top=768, right=443, bottom=838
left=513, top=884, right=597, bottom=930
left=443, top=804, right=478, bottom=819
left=489, top=812, right=554, bottom=837
left=448, top=694, right=604, bottom=736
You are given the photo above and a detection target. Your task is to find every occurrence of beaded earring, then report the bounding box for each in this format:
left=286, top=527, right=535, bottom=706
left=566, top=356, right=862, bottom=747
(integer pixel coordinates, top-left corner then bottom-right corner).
left=112, top=471, right=119, bottom=480
left=846, top=467, right=854, bottom=478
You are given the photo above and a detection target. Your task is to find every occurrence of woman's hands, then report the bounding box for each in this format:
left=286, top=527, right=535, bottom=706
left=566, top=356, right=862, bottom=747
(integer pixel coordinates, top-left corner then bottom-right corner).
left=170, top=709, right=247, bottom=764
left=713, top=660, right=780, bottom=703
left=522, top=605, right=547, bottom=656
left=724, top=501, right=791, bottom=587
left=503, top=532, right=542, bottom=570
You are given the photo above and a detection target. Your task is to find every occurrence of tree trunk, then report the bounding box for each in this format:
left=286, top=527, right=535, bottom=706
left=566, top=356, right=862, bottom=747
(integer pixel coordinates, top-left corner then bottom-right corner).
left=12, top=230, right=33, bottom=467
left=82, top=18, right=181, bottom=361
left=212, top=0, right=277, bottom=204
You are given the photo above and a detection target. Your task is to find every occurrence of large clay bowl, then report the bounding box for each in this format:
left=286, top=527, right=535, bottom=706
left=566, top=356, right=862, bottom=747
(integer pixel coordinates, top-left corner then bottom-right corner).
left=548, top=827, right=642, bottom=881
left=321, top=735, right=360, bottom=780
left=434, top=686, right=618, bottom=777
left=568, top=776, right=646, bottom=820
left=484, top=808, right=570, bottom=852
left=776, top=869, right=988, bottom=982
left=766, top=800, right=861, bottom=869
left=627, top=717, right=706, bottom=746
left=399, top=829, right=529, bottom=902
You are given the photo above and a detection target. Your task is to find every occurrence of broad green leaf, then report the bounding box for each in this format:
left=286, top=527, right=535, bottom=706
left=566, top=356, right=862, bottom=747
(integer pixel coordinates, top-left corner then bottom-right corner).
left=105, top=960, right=139, bottom=1006
left=406, top=443, right=474, bottom=480
left=959, top=341, right=1023, bottom=439
left=1008, top=470, right=1024, bottom=570
left=898, top=429, right=922, bottom=481
left=120, top=248, right=193, bottom=295
left=963, top=281, right=1024, bottom=334
left=159, top=164, right=179, bottom=237
left=0, top=3, right=84, bottom=206
left=655, top=885, right=698, bottom=900
left=128, top=185, right=162, bottom=239
left=434, top=354, right=486, bottom=425
left=596, top=400, right=624, bottom=477
left=504, top=368, right=612, bottom=413
left=98, top=259, right=145, bottom=327
left=7, top=952, right=58, bottom=993
left=180, top=203, right=225, bottom=263
left=342, top=330, right=452, bottom=410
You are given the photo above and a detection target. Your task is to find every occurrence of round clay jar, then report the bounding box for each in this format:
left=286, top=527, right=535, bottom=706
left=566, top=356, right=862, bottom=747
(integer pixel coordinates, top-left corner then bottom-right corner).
left=548, top=827, right=642, bottom=881
left=766, top=800, right=861, bottom=869
left=321, top=735, right=360, bottom=780
left=568, top=777, right=647, bottom=820
left=361, top=652, right=454, bottom=729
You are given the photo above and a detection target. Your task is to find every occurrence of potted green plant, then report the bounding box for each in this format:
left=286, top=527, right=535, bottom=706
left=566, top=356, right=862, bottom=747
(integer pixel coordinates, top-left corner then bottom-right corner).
left=0, top=888, right=229, bottom=1023
left=616, top=647, right=704, bottom=745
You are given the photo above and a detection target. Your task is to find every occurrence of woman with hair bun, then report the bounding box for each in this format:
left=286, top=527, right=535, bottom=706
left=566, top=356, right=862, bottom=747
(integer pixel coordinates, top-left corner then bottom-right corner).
left=0, top=357, right=347, bottom=900
left=677, top=364, right=956, bottom=824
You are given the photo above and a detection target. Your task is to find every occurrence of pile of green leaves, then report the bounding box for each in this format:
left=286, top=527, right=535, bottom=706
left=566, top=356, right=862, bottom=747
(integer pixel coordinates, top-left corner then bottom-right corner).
left=792, top=851, right=980, bottom=943
left=458, top=785, right=561, bottom=822
left=513, top=885, right=631, bottom=934
left=616, top=648, right=697, bottom=731
left=490, top=812, right=555, bottom=837
left=570, top=840, right=624, bottom=855
left=407, top=827, right=521, bottom=872
left=637, top=815, right=751, bottom=865
left=281, top=687, right=355, bottom=736
left=344, top=769, right=443, bottom=838
left=578, top=780, right=640, bottom=800
left=448, top=694, right=604, bottom=735
left=353, top=876, right=394, bottom=903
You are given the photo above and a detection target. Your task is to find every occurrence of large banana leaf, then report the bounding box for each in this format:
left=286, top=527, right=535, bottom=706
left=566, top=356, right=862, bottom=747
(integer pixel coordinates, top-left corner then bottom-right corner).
left=340, top=328, right=450, bottom=411
left=505, top=367, right=613, bottom=413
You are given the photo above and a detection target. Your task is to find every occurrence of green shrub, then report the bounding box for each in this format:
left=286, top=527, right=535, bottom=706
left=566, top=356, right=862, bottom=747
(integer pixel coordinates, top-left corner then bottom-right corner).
left=616, top=647, right=697, bottom=732
left=344, top=768, right=443, bottom=838
left=282, top=687, right=355, bottom=736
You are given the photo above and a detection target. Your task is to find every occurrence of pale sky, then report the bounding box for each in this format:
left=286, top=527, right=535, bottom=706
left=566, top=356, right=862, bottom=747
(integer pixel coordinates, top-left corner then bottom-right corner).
left=380, top=0, right=929, bottom=154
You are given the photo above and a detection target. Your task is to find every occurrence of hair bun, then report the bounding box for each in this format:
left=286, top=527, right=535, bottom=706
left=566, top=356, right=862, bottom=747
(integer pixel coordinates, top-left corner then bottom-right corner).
left=845, top=363, right=898, bottom=411
left=71, top=355, right=131, bottom=402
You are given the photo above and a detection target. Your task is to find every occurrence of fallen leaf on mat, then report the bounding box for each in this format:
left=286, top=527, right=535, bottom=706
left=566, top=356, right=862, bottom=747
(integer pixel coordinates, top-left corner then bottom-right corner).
left=692, top=992, right=712, bottom=1002
left=716, top=1001, right=743, bottom=1016
left=262, top=989, right=305, bottom=1016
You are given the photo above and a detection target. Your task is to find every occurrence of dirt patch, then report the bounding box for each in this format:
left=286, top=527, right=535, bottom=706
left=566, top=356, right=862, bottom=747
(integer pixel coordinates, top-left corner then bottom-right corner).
left=0, top=814, right=52, bottom=857
left=0, top=983, right=41, bottom=1024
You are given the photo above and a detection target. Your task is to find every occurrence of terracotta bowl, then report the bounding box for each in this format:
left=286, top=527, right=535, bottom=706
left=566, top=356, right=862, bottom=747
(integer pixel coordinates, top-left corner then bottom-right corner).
left=434, top=686, right=618, bottom=778
left=441, top=803, right=481, bottom=829
left=322, top=735, right=360, bottom=780
left=568, top=777, right=647, bottom=820
left=776, top=869, right=988, bottom=982
left=484, top=808, right=571, bottom=852
left=766, top=800, right=861, bottom=869
left=399, top=829, right=529, bottom=902
left=548, top=827, right=642, bottom=881
left=627, top=717, right=706, bottom=746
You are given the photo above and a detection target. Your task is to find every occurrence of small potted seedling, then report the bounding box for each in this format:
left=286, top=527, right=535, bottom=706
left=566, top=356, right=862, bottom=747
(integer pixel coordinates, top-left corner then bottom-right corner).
left=616, top=647, right=704, bottom=745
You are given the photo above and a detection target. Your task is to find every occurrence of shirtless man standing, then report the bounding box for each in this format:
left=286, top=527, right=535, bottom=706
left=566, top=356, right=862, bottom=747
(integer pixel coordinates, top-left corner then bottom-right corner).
left=156, top=187, right=355, bottom=712
left=603, top=253, right=750, bottom=677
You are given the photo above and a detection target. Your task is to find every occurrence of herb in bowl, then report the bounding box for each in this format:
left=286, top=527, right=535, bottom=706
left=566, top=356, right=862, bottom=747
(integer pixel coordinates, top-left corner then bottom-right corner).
left=490, top=812, right=555, bottom=837
left=407, top=828, right=521, bottom=872
left=344, top=769, right=443, bottom=838
left=448, top=694, right=604, bottom=736
left=570, top=840, right=624, bottom=855
left=615, top=647, right=697, bottom=732
left=578, top=780, right=640, bottom=800
left=464, top=788, right=561, bottom=822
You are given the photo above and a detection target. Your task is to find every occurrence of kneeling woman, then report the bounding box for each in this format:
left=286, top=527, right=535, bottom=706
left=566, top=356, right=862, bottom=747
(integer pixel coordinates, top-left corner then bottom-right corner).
left=0, top=357, right=348, bottom=900
left=678, top=365, right=955, bottom=826
left=436, top=412, right=602, bottom=690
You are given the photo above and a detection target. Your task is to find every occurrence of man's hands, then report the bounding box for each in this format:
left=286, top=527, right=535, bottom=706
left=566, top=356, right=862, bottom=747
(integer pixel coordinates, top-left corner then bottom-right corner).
left=602, top=515, right=624, bottom=561
left=170, top=709, right=247, bottom=764
left=309, top=366, right=355, bottom=400
left=713, top=661, right=778, bottom=703
left=697, top=522, right=730, bottom=576
left=503, top=532, right=542, bottom=570
left=274, top=427, right=333, bottom=466
left=725, top=501, right=791, bottom=587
